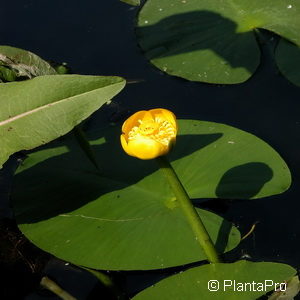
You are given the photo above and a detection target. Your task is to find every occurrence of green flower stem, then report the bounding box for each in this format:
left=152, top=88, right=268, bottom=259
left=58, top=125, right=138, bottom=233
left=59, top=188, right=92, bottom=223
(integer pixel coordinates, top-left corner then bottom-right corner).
left=80, top=266, right=125, bottom=300
left=40, top=276, right=77, bottom=300
left=73, top=125, right=99, bottom=170
left=156, top=156, right=221, bottom=263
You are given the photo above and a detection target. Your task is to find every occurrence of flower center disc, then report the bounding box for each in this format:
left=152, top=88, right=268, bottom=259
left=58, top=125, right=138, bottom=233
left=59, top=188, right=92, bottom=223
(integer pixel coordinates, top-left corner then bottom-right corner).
left=139, top=120, right=159, bottom=135
left=128, top=117, right=176, bottom=146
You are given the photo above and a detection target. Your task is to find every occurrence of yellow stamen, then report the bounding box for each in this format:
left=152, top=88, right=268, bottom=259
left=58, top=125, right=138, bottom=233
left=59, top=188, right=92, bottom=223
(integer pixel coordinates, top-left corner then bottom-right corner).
left=128, top=118, right=176, bottom=146
left=139, top=120, right=159, bottom=135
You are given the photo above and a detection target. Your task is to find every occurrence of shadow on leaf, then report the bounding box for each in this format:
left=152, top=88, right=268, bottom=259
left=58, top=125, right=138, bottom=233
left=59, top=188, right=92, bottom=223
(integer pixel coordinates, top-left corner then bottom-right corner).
left=137, top=10, right=260, bottom=74
left=12, top=125, right=222, bottom=224
left=216, top=162, right=273, bottom=199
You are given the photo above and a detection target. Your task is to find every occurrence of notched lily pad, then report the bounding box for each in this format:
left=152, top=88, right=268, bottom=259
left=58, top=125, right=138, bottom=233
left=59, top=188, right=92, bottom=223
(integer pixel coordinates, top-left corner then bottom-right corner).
left=137, top=0, right=300, bottom=84
left=12, top=120, right=290, bottom=270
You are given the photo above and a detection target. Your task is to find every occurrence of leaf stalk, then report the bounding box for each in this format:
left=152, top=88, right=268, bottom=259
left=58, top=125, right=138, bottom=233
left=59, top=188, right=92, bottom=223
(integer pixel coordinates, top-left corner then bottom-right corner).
left=156, top=156, right=221, bottom=263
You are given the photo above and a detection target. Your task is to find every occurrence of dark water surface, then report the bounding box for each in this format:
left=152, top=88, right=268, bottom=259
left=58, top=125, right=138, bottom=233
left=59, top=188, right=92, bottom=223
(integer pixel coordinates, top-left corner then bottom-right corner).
left=1, top=0, right=300, bottom=299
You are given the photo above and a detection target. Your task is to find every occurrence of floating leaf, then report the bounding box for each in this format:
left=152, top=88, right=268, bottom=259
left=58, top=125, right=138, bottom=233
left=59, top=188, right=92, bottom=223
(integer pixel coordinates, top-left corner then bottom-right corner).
left=276, top=39, right=300, bottom=87
left=137, top=0, right=300, bottom=84
left=132, top=260, right=296, bottom=300
left=0, top=45, right=56, bottom=80
left=12, top=120, right=290, bottom=270
left=169, top=120, right=291, bottom=200
left=0, top=75, right=125, bottom=168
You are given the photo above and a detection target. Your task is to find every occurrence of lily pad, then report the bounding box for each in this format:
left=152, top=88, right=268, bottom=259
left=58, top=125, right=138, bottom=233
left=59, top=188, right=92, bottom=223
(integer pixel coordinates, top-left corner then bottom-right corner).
left=12, top=120, right=290, bottom=270
left=137, top=0, right=300, bottom=84
left=0, top=75, right=125, bottom=168
left=132, top=260, right=296, bottom=300
left=276, top=39, right=300, bottom=87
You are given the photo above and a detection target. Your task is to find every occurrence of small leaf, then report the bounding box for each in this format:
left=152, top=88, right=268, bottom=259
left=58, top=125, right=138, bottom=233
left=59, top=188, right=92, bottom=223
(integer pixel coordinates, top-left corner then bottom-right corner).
left=0, top=45, right=56, bottom=79
left=0, top=65, right=17, bottom=82
left=132, top=261, right=296, bottom=300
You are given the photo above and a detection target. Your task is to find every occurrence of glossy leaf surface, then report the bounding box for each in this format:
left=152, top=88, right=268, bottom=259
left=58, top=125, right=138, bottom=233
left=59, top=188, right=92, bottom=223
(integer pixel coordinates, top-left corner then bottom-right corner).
left=12, top=120, right=290, bottom=270
left=133, top=260, right=296, bottom=300
left=137, top=0, right=300, bottom=84
left=0, top=75, right=125, bottom=168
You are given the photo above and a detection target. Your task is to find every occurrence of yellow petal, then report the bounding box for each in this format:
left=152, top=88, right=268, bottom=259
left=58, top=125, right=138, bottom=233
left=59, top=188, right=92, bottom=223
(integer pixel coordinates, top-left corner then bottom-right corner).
left=120, top=108, right=177, bottom=160
left=161, top=109, right=177, bottom=131
left=122, top=110, right=147, bottom=135
left=141, top=111, right=155, bottom=122
left=120, top=134, right=135, bottom=157
left=128, top=137, right=165, bottom=160
left=149, top=108, right=177, bottom=131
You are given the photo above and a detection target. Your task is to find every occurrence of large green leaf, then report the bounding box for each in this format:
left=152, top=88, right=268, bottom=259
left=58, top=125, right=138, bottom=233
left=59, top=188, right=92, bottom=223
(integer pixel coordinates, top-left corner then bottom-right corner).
left=137, top=0, right=300, bottom=84
left=132, top=260, right=296, bottom=300
left=12, top=120, right=290, bottom=270
left=276, top=39, right=300, bottom=87
left=170, top=121, right=290, bottom=200
left=0, top=75, right=125, bottom=168
left=0, top=45, right=56, bottom=80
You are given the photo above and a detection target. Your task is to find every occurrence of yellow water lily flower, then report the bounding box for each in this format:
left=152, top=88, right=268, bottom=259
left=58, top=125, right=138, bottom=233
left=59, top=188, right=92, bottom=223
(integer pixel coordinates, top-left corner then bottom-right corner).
left=120, top=108, right=178, bottom=160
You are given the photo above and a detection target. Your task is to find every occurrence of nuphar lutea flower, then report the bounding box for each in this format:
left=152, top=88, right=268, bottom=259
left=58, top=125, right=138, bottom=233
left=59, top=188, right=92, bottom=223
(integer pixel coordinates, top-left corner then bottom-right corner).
left=121, top=108, right=178, bottom=159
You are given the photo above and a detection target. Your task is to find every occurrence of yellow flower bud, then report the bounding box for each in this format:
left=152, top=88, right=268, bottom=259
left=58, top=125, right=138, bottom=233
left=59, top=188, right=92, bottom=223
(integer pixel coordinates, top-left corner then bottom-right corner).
left=120, top=108, right=178, bottom=160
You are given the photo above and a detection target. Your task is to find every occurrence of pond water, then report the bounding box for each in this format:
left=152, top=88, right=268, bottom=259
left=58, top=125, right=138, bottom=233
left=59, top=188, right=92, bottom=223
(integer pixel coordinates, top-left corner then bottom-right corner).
left=1, top=0, right=300, bottom=299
